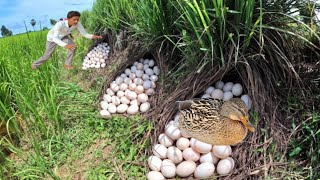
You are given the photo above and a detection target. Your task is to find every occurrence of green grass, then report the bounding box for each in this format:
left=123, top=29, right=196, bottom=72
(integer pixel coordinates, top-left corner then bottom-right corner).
left=0, top=30, right=152, bottom=179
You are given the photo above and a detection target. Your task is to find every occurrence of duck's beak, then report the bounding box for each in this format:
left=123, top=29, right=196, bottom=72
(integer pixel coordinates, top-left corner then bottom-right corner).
left=241, top=116, right=255, bottom=132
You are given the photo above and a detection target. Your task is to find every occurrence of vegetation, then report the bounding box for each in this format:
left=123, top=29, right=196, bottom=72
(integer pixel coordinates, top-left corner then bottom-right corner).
left=0, top=0, right=319, bottom=179
left=1, top=25, right=13, bottom=37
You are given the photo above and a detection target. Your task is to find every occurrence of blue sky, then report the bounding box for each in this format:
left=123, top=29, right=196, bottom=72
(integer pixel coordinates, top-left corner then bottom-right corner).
left=0, top=0, right=94, bottom=36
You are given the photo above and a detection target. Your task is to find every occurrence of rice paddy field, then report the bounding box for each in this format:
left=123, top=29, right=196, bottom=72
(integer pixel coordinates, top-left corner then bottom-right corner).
left=1, top=0, right=320, bottom=179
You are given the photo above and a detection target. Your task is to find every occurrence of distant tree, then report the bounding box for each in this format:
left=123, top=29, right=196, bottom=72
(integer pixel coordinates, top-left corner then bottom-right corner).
left=1, top=25, right=13, bottom=37
left=50, top=19, right=57, bottom=26
left=42, top=27, right=49, bottom=30
left=30, top=19, right=36, bottom=30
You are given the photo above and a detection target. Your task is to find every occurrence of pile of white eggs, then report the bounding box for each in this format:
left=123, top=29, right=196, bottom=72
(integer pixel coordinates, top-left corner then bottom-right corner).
left=147, top=119, right=235, bottom=179
left=99, top=58, right=160, bottom=116
left=202, top=80, right=252, bottom=110
left=147, top=81, right=253, bottom=179
left=82, top=42, right=110, bottom=70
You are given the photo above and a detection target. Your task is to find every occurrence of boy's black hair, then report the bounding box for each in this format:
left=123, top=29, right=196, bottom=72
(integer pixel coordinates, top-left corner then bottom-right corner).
left=67, top=11, right=81, bottom=18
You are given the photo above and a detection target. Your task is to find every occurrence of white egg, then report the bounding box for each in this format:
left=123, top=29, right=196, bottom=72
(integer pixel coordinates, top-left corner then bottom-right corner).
left=129, top=73, right=136, bottom=80
left=139, top=58, right=144, bottom=63
left=116, top=104, right=128, bottom=113
left=160, top=159, right=176, bottom=178
left=176, top=161, right=196, bottom=178
left=143, top=80, right=152, bottom=90
left=126, top=91, right=137, bottom=100
left=133, top=62, right=138, bottom=66
left=223, top=82, right=234, bottom=92
left=241, top=94, right=252, bottom=109
left=145, top=68, right=154, bottom=76
left=146, top=88, right=155, bottom=96
left=205, top=86, right=215, bottom=95
left=110, top=83, right=119, bottom=92
left=158, top=134, right=174, bottom=147
left=103, top=94, right=112, bottom=103
left=106, top=88, right=115, bottom=96
left=120, top=96, right=130, bottom=105
left=130, top=99, right=140, bottom=106
left=148, top=156, right=162, bottom=172
left=166, top=147, right=183, bottom=164
left=95, top=64, right=100, bottom=68
left=151, top=81, right=157, bottom=89
left=152, top=144, right=167, bottom=159
left=124, top=78, right=132, bottom=85
left=194, top=162, right=215, bottom=179
left=136, top=63, right=144, bottom=70
left=119, top=73, right=126, bottom=79
left=215, top=81, right=224, bottom=89
left=130, top=65, right=137, bottom=73
left=137, top=93, right=148, bottom=103
left=128, top=83, right=136, bottom=91
left=115, top=77, right=124, bottom=85
left=108, top=104, right=117, bottom=114
left=142, top=74, right=150, bottom=81
left=153, top=66, right=160, bottom=75
left=165, top=123, right=181, bottom=140
left=119, top=83, right=128, bottom=91
left=143, top=64, right=149, bottom=70
left=212, top=145, right=232, bottom=159
left=200, top=152, right=219, bottom=164
left=144, top=59, right=150, bottom=64
left=100, top=101, right=109, bottom=110
left=201, top=94, right=211, bottom=98
left=116, top=90, right=125, bottom=98
left=216, top=158, right=233, bottom=175
left=111, top=96, right=121, bottom=106
left=226, top=157, right=235, bottom=169
left=100, top=109, right=110, bottom=116
left=190, top=138, right=212, bottom=154
left=135, top=70, right=144, bottom=78
left=223, top=91, right=234, bottom=101
left=124, top=69, right=131, bottom=76
left=182, top=148, right=200, bottom=162
left=148, top=59, right=155, bottom=67
left=135, top=85, right=144, bottom=94
left=101, top=63, right=106, bottom=68
left=150, top=75, right=158, bottom=82
left=140, top=102, right=150, bottom=113
left=147, top=171, right=165, bottom=180
left=176, top=137, right=190, bottom=151
left=211, top=89, right=224, bottom=100
left=133, top=78, right=144, bottom=86
left=232, top=83, right=243, bottom=96
left=127, top=105, right=139, bottom=114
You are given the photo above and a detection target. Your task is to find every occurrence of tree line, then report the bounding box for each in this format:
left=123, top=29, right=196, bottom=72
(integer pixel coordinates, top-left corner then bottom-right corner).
left=1, top=18, right=60, bottom=37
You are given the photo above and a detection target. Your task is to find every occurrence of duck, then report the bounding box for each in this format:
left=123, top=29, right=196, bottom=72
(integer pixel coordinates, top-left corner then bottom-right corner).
left=176, top=98, right=254, bottom=145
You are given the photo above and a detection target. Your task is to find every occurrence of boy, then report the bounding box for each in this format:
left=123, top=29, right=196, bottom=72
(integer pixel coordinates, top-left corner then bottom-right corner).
left=32, top=11, right=102, bottom=70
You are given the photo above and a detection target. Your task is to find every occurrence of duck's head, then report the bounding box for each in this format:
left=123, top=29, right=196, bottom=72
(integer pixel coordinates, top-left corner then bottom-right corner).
left=220, top=98, right=255, bottom=132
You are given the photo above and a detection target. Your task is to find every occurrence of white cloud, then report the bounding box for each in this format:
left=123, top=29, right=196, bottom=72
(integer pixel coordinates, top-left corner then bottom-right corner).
left=0, top=0, right=94, bottom=35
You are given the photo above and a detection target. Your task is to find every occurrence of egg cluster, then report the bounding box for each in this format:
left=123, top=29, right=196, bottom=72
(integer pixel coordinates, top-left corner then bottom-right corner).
left=82, top=42, right=110, bottom=70
left=147, top=80, right=252, bottom=179
left=147, top=119, right=235, bottom=179
left=202, top=80, right=252, bottom=109
left=99, top=58, right=160, bottom=116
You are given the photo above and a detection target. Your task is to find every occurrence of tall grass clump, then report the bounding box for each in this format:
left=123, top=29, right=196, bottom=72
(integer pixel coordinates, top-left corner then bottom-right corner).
left=0, top=31, right=64, bottom=178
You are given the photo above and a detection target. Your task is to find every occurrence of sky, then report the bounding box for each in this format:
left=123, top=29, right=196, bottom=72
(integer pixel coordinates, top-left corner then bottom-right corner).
left=0, top=0, right=94, bottom=36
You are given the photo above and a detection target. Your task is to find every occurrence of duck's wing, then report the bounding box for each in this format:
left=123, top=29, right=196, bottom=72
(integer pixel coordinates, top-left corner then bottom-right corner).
left=176, top=98, right=224, bottom=137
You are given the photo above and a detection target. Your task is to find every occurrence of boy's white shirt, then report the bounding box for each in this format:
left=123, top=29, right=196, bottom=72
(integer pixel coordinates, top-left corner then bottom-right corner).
left=47, top=20, right=93, bottom=47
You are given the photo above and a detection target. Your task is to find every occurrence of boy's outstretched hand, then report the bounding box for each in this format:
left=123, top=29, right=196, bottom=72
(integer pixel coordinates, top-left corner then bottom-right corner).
left=92, top=35, right=103, bottom=39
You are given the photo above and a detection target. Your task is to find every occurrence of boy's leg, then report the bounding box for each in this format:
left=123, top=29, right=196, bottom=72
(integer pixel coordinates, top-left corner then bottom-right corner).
left=32, top=41, right=57, bottom=69
left=62, top=36, right=77, bottom=66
